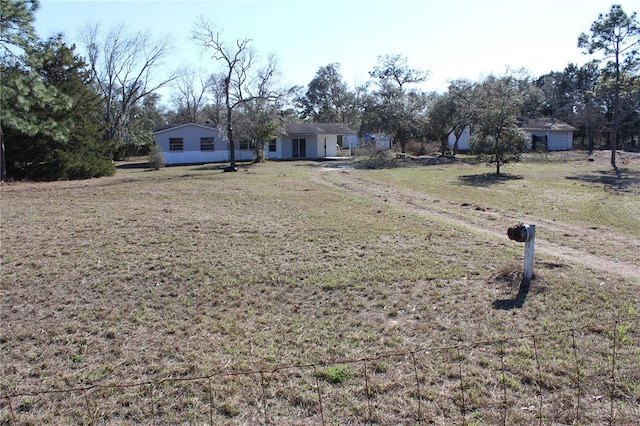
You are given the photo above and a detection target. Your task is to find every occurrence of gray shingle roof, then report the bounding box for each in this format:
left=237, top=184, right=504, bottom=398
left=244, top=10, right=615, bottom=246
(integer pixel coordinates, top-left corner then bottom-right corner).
left=152, top=123, right=219, bottom=134
left=285, top=123, right=356, bottom=135
left=518, top=118, right=576, bottom=131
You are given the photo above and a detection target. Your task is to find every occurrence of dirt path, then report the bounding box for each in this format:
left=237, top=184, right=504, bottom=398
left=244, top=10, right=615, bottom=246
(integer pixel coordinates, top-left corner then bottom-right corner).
left=312, top=167, right=640, bottom=284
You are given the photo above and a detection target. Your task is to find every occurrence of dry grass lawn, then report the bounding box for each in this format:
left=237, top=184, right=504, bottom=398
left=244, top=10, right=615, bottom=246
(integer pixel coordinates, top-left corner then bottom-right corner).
left=1, top=151, right=639, bottom=425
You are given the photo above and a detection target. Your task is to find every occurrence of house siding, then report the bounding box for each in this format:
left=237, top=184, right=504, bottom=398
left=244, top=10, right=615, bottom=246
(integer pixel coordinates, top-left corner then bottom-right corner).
left=545, top=131, right=572, bottom=150
left=154, top=124, right=255, bottom=165
left=274, top=134, right=339, bottom=159
left=449, top=125, right=573, bottom=152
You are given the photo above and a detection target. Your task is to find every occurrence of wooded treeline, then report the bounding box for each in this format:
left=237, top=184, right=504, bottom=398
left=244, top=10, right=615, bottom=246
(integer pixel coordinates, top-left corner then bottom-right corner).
left=1, top=1, right=638, bottom=180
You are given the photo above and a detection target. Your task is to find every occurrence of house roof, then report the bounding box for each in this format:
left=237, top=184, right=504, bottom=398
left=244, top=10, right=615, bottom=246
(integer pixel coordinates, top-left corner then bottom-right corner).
left=518, top=117, right=576, bottom=132
left=152, top=123, right=220, bottom=135
left=285, top=123, right=356, bottom=136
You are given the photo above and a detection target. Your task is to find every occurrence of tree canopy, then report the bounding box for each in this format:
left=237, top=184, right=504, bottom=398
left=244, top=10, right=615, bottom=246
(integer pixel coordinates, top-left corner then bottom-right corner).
left=469, top=75, right=528, bottom=175
left=364, top=54, right=431, bottom=154
left=579, top=4, right=640, bottom=167
left=2, top=37, right=114, bottom=179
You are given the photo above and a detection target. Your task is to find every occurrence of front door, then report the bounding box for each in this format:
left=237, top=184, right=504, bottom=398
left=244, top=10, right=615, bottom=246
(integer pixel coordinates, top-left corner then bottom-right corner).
left=292, top=138, right=306, bottom=158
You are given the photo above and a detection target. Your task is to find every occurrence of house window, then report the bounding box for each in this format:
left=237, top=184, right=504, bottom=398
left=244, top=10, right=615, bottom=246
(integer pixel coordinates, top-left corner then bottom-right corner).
left=268, top=139, right=276, bottom=152
left=169, top=138, right=183, bottom=151
left=200, top=137, right=215, bottom=151
left=239, top=140, right=253, bottom=150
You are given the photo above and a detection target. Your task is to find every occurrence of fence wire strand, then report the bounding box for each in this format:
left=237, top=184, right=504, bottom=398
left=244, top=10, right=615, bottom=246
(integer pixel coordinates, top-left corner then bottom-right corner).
left=2, top=316, right=639, bottom=424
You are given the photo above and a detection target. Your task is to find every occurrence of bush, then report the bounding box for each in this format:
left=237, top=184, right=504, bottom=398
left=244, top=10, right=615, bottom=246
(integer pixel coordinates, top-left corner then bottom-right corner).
left=63, top=154, right=116, bottom=179
left=148, top=145, right=166, bottom=170
left=355, top=146, right=395, bottom=169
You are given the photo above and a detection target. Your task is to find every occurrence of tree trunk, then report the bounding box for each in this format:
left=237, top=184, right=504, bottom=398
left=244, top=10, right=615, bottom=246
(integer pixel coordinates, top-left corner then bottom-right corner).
left=611, top=51, right=621, bottom=168
left=225, top=108, right=237, bottom=172
left=224, top=77, right=237, bottom=172
left=611, top=90, right=619, bottom=168
left=0, top=125, right=6, bottom=182
left=587, top=123, right=595, bottom=156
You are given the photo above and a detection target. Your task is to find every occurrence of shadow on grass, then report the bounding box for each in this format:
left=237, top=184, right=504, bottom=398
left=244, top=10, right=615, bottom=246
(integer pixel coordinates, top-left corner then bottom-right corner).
left=116, top=162, right=150, bottom=170
left=492, top=280, right=530, bottom=310
left=458, top=173, right=523, bottom=187
left=566, top=167, right=640, bottom=194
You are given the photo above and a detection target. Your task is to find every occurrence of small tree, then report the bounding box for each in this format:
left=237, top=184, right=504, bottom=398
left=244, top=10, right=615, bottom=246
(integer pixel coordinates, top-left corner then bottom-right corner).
left=148, top=144, right=166, bottom=170
left=470, top=127, right=528, bottom=175
left=235, top=99, right=284, bottom=162
left=427, top=79, right=474, bottom=155
left=470, top=75, right=526, bottom=175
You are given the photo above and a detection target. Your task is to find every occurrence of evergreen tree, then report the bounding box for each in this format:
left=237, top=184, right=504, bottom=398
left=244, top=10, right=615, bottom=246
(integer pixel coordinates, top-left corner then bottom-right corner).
left=2, top=37, right=114, bottom=180
left=0, top=0, right=40, bottom=180
left=579, top=4, right=640, bottom=167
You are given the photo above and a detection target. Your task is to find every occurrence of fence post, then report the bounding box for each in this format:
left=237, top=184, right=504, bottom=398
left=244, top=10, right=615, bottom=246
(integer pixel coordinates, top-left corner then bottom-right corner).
left=523, top=225, right=535, bottom=282
left=507, top=224, right=535, bottom=283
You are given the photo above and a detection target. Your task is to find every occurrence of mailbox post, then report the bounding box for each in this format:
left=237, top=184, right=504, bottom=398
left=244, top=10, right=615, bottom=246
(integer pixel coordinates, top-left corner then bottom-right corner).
left=507, top=224, right=535, bottom=282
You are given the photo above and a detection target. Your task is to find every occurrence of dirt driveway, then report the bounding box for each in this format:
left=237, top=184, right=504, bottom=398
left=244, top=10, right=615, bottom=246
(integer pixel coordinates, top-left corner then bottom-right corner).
left=313, top=166, right=640, bottom=284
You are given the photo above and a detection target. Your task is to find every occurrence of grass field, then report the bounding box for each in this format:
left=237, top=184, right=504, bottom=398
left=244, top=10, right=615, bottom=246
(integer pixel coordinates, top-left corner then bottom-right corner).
left=1, top=151, right=639, bottom=424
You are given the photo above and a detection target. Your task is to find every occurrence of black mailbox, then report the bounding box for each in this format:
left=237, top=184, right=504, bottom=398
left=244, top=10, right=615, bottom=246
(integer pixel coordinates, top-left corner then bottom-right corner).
left=507, top=224, right=530, bottom=243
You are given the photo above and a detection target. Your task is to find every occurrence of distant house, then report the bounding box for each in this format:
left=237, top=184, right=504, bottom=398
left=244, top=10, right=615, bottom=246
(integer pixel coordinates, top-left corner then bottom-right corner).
left=448, top=117, right=575, bottom=152
left=153, top=122, right=356, bottom=165
left=518, top=118, right=575, bottom=151
left=363, top=133, right=393, bottom=150
left=268, top=123, right=356, bottom=160
left=152, top=123, right=254, bottom=165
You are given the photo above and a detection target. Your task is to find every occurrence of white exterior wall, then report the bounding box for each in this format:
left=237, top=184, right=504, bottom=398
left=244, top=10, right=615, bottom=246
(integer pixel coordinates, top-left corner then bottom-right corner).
left=450, top=127, right=573, bottom=152
left=154, top=124, right=255, bottom=165
left=317, top=134, right=339, bottom=157
left=448, top=126, right=471, bottom=151
left=528, top=131, right=573, bottom=151
left=546, top=131, right=573, bottom=150
left=343, top=134, right=359, bottom=148
left=271, top=134, right=339, bottom=159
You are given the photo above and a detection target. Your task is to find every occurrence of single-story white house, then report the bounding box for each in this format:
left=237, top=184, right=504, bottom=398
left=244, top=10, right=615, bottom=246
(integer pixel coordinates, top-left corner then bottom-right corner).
left=448, top=117, right=575, bottom=152
left=153, top=123, right=255, bottom=165
left=267, top=123, right=356, bottom=160
left=153, top=122, right=356, bottom=165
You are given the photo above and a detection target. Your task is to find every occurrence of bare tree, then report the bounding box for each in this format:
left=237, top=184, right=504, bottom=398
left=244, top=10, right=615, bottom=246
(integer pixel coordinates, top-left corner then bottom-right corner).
left=202, top=73, right=227, bottom=125
left=170, top=68, right=210, bottom=123
left=192, top=17, right=282, bottom=171
left=82, top=23, right=177, bottom=158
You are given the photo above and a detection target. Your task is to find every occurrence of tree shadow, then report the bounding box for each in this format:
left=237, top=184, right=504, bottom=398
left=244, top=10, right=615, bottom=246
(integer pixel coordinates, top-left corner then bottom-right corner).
left=492, top=279, right=531, bottom=310
left=458, top=172, right=523, bottom=187
left=565, top=167, right=640, bottom=194
left=116, top=161, right=150, bottom=170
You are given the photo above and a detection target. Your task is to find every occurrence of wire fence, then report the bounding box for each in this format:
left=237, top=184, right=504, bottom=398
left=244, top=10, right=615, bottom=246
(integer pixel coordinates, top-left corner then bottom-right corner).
left=2, top=317, right=639, bottom=425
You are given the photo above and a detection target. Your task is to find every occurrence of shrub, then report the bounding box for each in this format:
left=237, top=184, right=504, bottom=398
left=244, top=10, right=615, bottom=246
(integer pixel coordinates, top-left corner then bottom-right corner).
left=148, top=145, right=166, bottom=170
left=355, top=146, right=395, bottom=169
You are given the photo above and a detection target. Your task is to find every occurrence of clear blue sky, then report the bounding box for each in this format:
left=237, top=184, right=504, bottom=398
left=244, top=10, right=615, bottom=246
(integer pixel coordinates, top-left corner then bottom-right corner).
left=34, top=0, right=639, bottom=103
